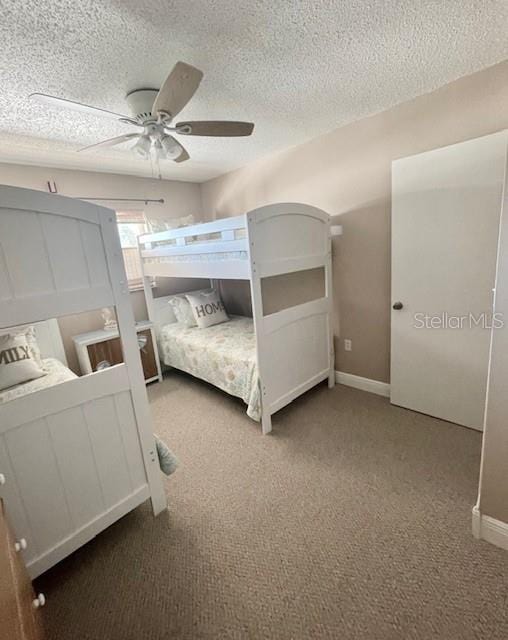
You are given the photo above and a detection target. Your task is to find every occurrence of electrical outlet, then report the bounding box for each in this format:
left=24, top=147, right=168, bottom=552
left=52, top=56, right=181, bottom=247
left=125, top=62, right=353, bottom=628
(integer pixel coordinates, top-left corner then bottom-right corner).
left=344, top=339, right=352, bottom=352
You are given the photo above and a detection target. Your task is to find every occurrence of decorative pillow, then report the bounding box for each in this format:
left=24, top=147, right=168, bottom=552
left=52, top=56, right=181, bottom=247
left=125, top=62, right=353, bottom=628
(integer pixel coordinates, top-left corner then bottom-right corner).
left=0, top=325, right=44, bottom=369
left=25, top=325, right=44, bottom=368
left=185, top=290, right=229, bottom=329
left=169, top=296, right=197, bottom=328
left=0, top=332, right=46, bottom=391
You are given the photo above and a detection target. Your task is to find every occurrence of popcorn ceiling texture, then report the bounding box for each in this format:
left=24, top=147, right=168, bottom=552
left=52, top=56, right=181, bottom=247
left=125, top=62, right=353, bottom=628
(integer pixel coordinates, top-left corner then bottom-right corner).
left=0, top=0, right=507, bottom=181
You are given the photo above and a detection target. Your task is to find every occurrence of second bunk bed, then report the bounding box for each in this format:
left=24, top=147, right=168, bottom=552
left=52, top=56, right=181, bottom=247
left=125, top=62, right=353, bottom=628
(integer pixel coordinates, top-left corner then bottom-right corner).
left=138, top=202, right=335, bottom=434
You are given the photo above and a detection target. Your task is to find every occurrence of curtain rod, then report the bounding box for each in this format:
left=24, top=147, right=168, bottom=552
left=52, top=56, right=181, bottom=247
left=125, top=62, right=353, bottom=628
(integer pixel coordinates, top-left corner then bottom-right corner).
left=73, top=197, right=165, bottom=204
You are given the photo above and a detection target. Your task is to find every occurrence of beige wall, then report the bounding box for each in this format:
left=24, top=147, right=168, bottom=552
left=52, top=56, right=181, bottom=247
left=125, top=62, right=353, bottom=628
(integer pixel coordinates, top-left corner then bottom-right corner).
left=0, top=163, right=203, bottom=223
left=201, top=61, right=508, bottom=382
left=0, top=163, right=204, bottom=371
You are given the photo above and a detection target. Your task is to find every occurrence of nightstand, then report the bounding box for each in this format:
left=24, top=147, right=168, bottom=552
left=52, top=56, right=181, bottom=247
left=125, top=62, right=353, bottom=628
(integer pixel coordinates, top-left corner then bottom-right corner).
left=72, top=320, right=162, bottom=384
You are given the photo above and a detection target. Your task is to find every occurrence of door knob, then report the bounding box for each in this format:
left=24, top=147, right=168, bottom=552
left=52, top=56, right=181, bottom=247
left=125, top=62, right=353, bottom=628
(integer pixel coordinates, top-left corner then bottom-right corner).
left=33, top=593, right=46, bottom=608
left=15, top=538, right=28, bottom=552
left=393, top=301, right=403, bottom=310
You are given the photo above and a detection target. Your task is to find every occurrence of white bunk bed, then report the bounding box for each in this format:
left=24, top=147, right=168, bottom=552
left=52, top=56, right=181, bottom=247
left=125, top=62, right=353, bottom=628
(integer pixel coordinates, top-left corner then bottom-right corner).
left=0, top=185, right=166, bottom=578
left=139, top=202, right=335, bottom=434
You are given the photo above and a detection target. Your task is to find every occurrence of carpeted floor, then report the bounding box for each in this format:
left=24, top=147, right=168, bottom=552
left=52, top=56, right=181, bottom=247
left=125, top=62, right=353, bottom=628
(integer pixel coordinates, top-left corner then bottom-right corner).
left=36, top=371, right=508, bottom=639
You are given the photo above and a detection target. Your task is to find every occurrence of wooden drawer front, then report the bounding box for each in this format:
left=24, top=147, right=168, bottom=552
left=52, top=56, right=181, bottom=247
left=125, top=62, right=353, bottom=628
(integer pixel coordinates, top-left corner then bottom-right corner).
left=86, top=331, right=157, bottom=381
left=87, top=338, right=123, bottom=372
left=0, top=500, right=22, bottom=640
left=138, top=330, right=158, bottom=380
left=0, top=501, right=43, bottom=640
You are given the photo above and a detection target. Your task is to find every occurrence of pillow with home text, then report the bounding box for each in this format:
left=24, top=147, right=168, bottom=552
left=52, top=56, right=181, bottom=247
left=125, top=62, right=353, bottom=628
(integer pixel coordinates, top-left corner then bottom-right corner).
left=0, top=332, right=46, bottom=391
left=185, top=290, right=229, bottom=329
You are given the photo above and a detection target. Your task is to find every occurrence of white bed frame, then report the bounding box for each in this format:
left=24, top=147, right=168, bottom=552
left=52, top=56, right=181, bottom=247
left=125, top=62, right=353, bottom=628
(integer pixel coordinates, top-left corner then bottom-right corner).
left=139, top=202, right=335, bottom=434
left=0, top=185, right=166, bottom=578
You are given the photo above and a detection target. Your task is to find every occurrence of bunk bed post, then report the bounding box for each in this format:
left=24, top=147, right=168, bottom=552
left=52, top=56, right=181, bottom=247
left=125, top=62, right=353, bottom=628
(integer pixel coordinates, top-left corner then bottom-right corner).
left=139, top=238, right=164, bottom=378
left=326, top=217, right=336, bottom=389
left=102, top=212, right=167, bottom=516
left=246, top=213, right=273, bottom=435
left=139, top=238, right=156, bottom=323
left=249, top=271, right=272, bottom=435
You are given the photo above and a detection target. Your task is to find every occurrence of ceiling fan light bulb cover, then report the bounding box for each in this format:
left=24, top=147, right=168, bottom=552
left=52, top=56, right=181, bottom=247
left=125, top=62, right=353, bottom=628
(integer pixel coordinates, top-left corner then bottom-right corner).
left=153, top=141, right=165, bottom=161
left=161, top=136, right=181, bottom=159
left=132, top=135, right=151, bottom=158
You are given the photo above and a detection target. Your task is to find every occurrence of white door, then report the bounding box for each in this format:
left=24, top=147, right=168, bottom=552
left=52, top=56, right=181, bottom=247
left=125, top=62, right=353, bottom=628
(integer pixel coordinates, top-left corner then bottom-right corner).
left=390, top=131, right=508, bottom=430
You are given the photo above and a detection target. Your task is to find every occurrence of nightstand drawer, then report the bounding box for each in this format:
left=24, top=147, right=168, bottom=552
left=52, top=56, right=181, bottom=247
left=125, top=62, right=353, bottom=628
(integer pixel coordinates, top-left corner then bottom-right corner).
left=137, top=329, right=158, bottom=380
left=87, top=337, right=123, bottom=372
left=73, top=322, right=161, bottom=384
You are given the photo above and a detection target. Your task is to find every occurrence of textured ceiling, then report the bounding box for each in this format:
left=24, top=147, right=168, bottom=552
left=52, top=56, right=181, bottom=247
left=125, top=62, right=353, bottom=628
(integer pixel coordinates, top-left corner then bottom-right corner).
left=0, top=0, right=507, bottom=182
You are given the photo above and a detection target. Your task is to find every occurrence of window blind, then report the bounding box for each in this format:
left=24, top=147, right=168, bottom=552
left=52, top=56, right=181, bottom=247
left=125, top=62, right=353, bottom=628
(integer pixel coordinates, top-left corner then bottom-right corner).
left=116, top=211, right=147, bottom=289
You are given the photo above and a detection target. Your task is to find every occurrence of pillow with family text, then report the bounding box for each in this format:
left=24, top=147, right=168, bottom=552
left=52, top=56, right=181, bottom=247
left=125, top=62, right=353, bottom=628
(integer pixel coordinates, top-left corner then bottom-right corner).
left=0, top=331, right=46, bottom=391
left=185, top=290, right=229, bottom=329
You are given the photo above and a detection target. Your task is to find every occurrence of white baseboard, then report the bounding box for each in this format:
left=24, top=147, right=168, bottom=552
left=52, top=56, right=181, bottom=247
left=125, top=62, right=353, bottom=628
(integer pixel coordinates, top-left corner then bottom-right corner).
left=335, top=371, right=390, bottom=397
left=472, top=506, right=508, bottom=552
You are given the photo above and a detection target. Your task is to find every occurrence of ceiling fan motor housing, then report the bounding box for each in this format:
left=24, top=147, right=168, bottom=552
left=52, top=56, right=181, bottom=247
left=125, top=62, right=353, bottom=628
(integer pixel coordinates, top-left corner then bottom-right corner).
left=125, top=89, right=160, bottom=122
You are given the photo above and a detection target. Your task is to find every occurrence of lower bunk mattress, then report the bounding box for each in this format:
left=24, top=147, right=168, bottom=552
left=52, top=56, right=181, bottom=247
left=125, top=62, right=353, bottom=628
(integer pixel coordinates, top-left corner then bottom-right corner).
left=159, top=316, right=261, bottom=421
left=0, top=357, right=77, bottom=405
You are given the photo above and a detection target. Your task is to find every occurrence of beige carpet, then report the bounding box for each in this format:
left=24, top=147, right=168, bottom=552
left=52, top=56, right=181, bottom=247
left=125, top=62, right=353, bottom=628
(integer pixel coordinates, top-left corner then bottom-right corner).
left=36, top=371, right=508, bottom=639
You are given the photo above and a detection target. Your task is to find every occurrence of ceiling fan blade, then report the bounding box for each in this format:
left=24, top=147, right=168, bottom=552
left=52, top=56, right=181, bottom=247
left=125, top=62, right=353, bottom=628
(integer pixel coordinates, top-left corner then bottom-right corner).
left=152, top=62, right=203, bottom=119
left=174, top=146, right=190, bottom=163
left=29, top=93, right=130, bottom=121
left=77, top=133, right=140, bottom=152
left=175, top=121, right=254, bottom=137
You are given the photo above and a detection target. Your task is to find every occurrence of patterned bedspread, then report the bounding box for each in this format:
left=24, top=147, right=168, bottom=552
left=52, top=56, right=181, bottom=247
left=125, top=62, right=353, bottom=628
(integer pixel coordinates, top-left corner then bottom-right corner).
left=159, top=316, right=260, bottom=421
left=0, top=357, right=77, bottom=405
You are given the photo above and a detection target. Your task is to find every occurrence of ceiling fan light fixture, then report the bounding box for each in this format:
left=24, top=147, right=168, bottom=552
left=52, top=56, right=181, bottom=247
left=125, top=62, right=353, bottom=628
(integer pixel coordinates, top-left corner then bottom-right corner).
left=153, top=140, right=165, bottom=161
left=132, top=134, right=151, bottom=158
left=160, top=135, right=182, bottom=160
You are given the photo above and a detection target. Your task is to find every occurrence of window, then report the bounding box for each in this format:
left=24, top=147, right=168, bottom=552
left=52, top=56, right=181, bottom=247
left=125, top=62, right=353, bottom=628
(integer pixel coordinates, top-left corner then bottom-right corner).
left=116, top=211, right=147, bottom=289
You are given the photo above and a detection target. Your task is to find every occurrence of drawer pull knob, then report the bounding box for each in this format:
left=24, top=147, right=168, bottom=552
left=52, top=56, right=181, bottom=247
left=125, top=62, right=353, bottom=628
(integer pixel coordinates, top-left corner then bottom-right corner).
left=15, top=538, right=28, bottom=552
left=33, top=593, right=46, bottom=608
left=0, top=473, right=5, bottom=485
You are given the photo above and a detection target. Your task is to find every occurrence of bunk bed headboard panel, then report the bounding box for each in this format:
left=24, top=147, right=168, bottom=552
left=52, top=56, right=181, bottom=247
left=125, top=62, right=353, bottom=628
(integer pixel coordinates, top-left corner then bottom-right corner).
left=247, top=203, right=330, bottom=275
left=0, top=186, right=114, bottom=329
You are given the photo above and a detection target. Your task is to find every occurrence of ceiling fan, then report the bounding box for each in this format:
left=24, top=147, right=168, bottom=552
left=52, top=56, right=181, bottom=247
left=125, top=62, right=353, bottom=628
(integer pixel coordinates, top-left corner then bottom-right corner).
left=29, top=61, right=254, bottom=163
